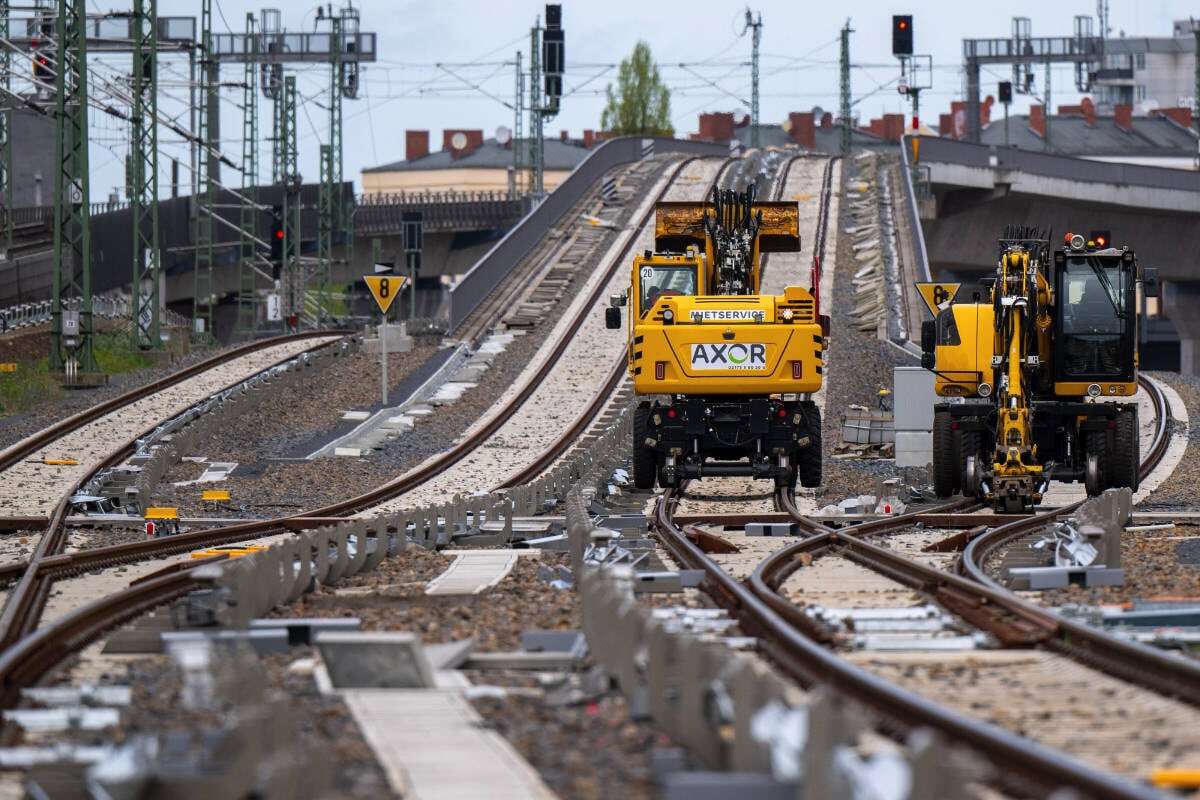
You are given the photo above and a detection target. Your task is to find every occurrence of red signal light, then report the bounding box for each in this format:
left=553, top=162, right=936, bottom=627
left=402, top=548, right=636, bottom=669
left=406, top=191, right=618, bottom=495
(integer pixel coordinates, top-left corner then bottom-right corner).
left=665, top=406, right=677, bottom=419
left=898, top=20, right=907, bottom=29
left=777, top=407, right=788, bottom=418
left=274, top=229, right=284, bottom=239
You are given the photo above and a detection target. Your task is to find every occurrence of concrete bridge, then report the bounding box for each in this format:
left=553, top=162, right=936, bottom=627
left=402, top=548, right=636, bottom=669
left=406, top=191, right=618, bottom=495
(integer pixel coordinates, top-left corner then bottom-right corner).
left=911, top=135, right=1200, bottom=373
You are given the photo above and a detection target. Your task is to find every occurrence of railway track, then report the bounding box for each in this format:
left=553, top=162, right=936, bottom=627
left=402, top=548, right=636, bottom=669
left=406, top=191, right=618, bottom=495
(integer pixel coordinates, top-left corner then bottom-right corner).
left=646, top=369, right=1185, bottom=797
left=0, top=155, right=739, bottom=706
left=0, top=332, right=345, bottom=653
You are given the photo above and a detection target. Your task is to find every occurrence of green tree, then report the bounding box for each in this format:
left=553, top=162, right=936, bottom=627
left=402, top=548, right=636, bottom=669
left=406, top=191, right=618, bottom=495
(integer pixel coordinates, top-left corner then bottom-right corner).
left=600, top=41, right=673, bottom=136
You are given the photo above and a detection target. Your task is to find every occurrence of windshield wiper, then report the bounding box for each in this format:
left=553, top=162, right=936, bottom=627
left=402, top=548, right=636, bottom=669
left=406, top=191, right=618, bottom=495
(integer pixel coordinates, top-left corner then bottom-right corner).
left=1088, top=258, right=1123, bottom=318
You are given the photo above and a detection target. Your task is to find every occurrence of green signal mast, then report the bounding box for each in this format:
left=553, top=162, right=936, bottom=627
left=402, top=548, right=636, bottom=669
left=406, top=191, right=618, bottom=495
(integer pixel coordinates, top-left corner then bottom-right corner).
left=130, top=0, right=161, bottom=350
left=50, top=0, right=102, bottom=383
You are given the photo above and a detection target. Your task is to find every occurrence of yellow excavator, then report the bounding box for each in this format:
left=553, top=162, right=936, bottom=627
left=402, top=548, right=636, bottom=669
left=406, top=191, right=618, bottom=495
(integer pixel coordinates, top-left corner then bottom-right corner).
left=920, top=226, right=1157, bottom=512
left=605, top=187, right=826, bottom=489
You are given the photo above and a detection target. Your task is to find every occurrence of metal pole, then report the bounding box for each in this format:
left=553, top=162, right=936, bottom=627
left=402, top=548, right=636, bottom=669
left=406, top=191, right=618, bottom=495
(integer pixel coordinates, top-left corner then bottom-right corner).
left=51, top=0, right=99, bottom=378
left=0, top=0, right=11, bottom=258
left=530, top=19, right=544, bottom=200
left=839, top=20, right=852, bottom=155
left=1193, top=27, right=1199, bottom=170
left=1044, top=61, right=1051, bottom=153
left=280, top=75, right=300, bottom=327
left=747, top=10, right=761, bottom=150
left=236, top=12, right=259, bottom=336
left=1004, top=102, right=1010, bottom=147
left=380, top=306, right=387, bottom=405
left=130, top=0, right=161, bottom=349
left=513, top=50, right=523, bottom=197
left=193, top=0, right=214, bottom=337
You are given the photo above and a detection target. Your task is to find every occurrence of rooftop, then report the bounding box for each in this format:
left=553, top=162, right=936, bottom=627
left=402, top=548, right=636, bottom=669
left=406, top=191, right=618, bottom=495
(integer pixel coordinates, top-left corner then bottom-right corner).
left=364, top=137, right=589, bottom=174
left=978, top=112, right=1197, bottom=157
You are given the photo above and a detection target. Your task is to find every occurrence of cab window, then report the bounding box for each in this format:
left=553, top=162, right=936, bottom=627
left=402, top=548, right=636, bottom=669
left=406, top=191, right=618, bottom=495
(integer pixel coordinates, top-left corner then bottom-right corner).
left=1060, top=256, right=1127, bottom=376
left=639, top=265, right=697, bottom=314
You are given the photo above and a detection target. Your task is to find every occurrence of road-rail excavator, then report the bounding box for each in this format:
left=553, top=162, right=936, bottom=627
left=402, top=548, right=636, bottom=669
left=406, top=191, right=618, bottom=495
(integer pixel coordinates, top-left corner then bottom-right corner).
left=921, top=226, right=1158, bottom=512
left=606, top=187, right=825, bottom=489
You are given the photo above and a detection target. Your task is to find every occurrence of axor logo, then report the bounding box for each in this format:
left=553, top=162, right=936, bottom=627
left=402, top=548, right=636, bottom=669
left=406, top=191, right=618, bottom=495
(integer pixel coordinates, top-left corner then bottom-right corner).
left=690, top=342, right=767, bottom=371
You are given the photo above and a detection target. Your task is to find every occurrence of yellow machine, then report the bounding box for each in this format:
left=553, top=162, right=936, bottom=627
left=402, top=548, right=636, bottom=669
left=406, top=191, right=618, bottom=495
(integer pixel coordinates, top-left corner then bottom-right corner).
left=920, top=227, right=1157, bottom=511
left=605, top=187, right=825, bottom=489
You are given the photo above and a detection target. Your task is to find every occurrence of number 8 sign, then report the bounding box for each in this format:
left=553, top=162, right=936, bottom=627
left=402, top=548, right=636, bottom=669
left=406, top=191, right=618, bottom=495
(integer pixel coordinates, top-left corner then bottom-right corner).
left=363, top=274, right=407, bottom=314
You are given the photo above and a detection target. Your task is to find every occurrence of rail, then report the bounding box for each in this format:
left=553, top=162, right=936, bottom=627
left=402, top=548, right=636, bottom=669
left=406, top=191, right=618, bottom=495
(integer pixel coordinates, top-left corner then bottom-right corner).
left=0, top=332, right=346, bottom=653
left=652, top=488, right=1161, bottom=799
left=447, top=136, right=729, bottom=333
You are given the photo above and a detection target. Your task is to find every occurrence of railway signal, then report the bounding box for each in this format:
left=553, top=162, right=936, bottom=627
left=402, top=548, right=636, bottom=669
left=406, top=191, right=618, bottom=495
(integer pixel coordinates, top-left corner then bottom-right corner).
left=363, top=272, right=409, bottom=406
left=892, top=14, right=913, bottom=56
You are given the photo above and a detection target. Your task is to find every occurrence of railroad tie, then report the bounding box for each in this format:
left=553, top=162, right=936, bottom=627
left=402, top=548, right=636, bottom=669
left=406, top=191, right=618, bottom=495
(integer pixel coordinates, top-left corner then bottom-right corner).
left=425, top=550, right=539, bottom=596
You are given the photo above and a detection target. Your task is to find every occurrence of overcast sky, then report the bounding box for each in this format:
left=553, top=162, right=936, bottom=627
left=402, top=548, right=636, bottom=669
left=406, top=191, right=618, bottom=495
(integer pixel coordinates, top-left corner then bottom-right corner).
left=85, top=0, right=1198, bottom=197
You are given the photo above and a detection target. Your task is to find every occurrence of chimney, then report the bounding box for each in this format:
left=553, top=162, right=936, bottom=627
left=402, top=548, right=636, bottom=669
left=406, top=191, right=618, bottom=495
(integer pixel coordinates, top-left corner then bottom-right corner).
left=882, top=113, right=905, bottom=142
left=1158, top=106, right=1193, bottom=129
left=787, top=112, right=816, bottom=149
left=1082, top=97, right=1096, bottom=126
left=1029, top=105, right=1045, bottom=137
left=1114, top=104, right=1133, bottom=132
left=443, top=129, right=484, bottom=160
left=698, top=112, right=735, bottom=143
left=560, top=130, right=569, bottom=142
left=583, top=129, right=595, bottom=148
left=938, top=113, right=953, bottom=137
left=819, top=112, right=832, bottom=129
left=406, top=130, right=430, bottom=162
left=868, top=118, right=885, bottom=138
left=981, top=95, right=993, bottom=128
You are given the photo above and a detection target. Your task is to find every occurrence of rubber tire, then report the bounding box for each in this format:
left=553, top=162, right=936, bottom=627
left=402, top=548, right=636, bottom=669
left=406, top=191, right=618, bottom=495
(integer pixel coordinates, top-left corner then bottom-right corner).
left=1084, top=426, right=1108, bottom=497
left=632, top=402, right=657, bottom=490
left=932, top=411, right=957, bottom=498
left=1107, top=408, right=1139, bottom=492
left=796, top=401, right=822, bottom=489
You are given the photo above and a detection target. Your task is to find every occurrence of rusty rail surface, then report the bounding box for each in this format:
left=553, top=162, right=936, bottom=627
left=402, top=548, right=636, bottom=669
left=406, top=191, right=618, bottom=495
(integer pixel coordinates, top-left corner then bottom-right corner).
left=0, top=332, right=346, bottom=653
left=654, top=487, right=1163, bottom=799
left=0, top=156, right=723, bottom=704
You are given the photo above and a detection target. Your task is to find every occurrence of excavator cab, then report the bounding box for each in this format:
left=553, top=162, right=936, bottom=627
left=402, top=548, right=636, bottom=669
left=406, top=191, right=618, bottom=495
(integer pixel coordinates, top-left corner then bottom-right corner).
left=1050, top=235, right=1145, bottom=396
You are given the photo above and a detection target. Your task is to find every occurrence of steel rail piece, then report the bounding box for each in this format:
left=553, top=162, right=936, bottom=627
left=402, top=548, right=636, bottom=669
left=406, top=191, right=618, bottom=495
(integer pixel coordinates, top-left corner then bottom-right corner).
left=0, top=157, right=727, bottom=705
left=0, top=332, right=345, bottom=654
left=950, top=373, right=1200, bottom=706
left=499, top=156, right=740, bottom=490
left=652, top=487, right=1164, bottom=800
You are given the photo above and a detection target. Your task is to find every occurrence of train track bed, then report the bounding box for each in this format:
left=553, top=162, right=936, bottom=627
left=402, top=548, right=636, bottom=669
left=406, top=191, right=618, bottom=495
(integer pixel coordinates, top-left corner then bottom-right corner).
left=1135, top=371, right=1200, bottom=509
left=0, top=337, right=341, bottom=522
left=0, top=324, right=210, bottom=450
left=366, top=157, right=730, bottom=513
left=818, top=155, right=920, bottom=507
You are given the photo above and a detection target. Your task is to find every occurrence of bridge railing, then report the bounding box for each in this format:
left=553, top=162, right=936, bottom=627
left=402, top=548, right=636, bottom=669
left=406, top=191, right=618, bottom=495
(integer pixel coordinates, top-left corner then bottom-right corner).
left=354, top=191, right=527, bottom=234
left=898, top=139, right=932, bottom=283
left=913, top=135, right=1200, bottom=192
left=447, top=136, right=729, bottom=333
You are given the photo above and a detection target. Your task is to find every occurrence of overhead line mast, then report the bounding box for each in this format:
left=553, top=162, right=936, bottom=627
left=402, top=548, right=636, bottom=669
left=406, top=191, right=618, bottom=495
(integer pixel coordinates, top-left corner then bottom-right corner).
left=50, top=0, right=101, bottom=383
left=130, top=0, right=161, bottom=350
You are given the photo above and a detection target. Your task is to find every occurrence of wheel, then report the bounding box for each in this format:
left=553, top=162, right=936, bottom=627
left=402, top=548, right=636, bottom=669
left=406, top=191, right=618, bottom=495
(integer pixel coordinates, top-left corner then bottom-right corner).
left=932, top=411, right=957, bottom=498
left=796, top=401, right=822, bottom=488
left=957, top=428, right=982, bottom=493
left=1107, top=408, right=1139, bottom=492
left=1084, top=425, right=1108, bottom=497
left=632, top=402, right=657, bottom=490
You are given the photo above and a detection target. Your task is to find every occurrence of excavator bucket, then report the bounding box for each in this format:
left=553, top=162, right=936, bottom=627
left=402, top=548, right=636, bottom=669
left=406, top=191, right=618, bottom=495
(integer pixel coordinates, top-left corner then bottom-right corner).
left=654, top=201, right=801, bottom=253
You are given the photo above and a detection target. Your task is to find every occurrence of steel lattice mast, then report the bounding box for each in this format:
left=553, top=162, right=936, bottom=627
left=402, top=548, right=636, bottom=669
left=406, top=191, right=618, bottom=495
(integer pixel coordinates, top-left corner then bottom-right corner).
left=839, top=20, right=853, bottom=156
left=316, top=14, right=343, bottom=326
left=0, top=1, right=11, bottom=258
left=192, top=0, right=215, bottom=336
left=50, top=0, right=99, bottom=379
left=279, top=75, right=300, bottom=327
left=130, top=0, right=161, bottom=349
left=236, top=11, right=260, bottom=335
